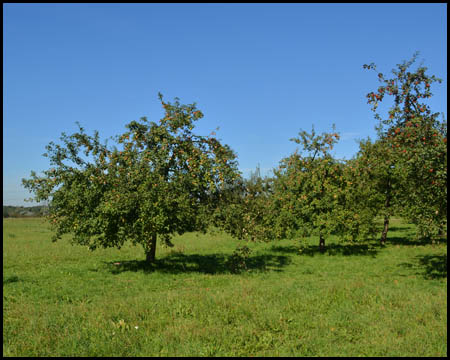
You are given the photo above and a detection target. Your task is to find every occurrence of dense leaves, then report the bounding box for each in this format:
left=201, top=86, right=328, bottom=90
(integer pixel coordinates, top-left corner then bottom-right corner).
left=271, top=126, right=379, bottom=250
left=22, top=54, right=446, bottom=263
left=212, top=166, right=275, bottom=242
left=352, top=138, right=407, bottom=245
left=363, top=52, right=447, bottom=241
left=22, top=94, right=241, bottom=262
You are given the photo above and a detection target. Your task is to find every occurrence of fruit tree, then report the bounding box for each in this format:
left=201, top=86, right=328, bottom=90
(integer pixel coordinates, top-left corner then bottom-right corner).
left=22, top=94, right=241, bottom=264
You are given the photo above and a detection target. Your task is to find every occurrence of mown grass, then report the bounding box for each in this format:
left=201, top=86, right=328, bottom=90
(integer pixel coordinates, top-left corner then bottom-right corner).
left=3, top=217, right=447, bottom=356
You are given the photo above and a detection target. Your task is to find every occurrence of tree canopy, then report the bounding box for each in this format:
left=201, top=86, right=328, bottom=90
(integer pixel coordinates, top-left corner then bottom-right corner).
left=22, top=53, right=447, bottom=264
left=22, top=94, right=241, bottom=263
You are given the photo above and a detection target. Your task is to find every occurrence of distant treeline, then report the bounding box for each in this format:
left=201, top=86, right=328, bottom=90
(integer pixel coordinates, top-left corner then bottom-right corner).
left=3, top=205, right=49, bottom=218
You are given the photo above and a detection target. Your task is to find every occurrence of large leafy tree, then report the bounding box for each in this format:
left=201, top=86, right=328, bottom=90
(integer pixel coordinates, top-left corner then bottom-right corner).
left=22, top=94, right=241, bottom=263
left=364, top=52, right=447, bottom=241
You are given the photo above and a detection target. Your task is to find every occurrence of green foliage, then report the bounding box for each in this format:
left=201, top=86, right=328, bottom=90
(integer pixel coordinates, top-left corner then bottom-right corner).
left=331, top=154, right=381, bottom=243
left=363, top=52, right=447, bottom=241
left=22, top=93, right=241, bottom=261
left=212, top=165, right=275, bottom=242
left=272, top=126, right=336, bottom=242
left=18, top=53, right=447, bottom=257
left=270, top=125, right=379, bottom=248
left=350, top=137, right=408, bottom=245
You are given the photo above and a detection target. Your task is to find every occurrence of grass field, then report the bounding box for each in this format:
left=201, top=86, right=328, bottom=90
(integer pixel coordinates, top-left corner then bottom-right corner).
left=3, top=217, right=447, bottom=356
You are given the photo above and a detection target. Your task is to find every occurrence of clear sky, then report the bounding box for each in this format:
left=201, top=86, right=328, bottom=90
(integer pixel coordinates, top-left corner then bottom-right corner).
left=3, top=3, right=447, bottom=206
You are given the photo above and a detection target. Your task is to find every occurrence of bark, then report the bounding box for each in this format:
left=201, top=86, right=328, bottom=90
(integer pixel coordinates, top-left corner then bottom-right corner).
left=319, top=233, right=325, bottom=252
left=380, top=177, right=391, bottom=246
left=380, top=215, right=389, bottom=246
left=145, top=233, right=157, bottom=264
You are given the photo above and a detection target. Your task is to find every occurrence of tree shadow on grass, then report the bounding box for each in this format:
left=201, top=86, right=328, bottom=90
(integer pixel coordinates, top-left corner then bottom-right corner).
left=300, top=243, right=379, bottom=258
left=269, top=242, right=380, bottom=257
left=3, top=275, right=20, bottom=285
left=387, top=235, right=447, bottom=247
left=268, top=245, right=300, bottom=254
left=387, top=226, right=412, bottom=233
left=399, top=253, right=447, bottom=279
left=417, top=254, right=447, bottom=279
left=103, top=252, right=292, bottom=275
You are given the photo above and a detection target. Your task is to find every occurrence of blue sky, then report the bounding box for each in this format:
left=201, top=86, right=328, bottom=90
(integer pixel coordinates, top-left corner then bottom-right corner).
left=3, top=3, right=447, bottom=206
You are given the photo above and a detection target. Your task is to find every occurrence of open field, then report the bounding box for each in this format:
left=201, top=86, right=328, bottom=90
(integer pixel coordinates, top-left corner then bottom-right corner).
left=3, top=217, right=447, bottom=357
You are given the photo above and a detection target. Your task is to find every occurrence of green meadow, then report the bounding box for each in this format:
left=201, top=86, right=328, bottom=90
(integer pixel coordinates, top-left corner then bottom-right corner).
left=3, top=217, right=447, bottom=357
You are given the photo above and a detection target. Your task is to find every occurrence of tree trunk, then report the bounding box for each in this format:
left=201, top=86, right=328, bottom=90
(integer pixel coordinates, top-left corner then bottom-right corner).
left=319, top=233, right=325, bottom=252
left=145, top=233, right=157, bottom=264
left=380, top=176, right=391, bottom=246
left=380, top=215, right=389, bottom=246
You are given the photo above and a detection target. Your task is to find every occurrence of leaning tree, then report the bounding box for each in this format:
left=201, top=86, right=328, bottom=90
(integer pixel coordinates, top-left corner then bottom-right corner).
left=22, top=94, right=241, bottom=264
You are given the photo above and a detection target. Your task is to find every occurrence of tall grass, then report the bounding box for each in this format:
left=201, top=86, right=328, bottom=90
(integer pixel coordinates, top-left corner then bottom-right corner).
left=3, top=217, right=447, bottom=356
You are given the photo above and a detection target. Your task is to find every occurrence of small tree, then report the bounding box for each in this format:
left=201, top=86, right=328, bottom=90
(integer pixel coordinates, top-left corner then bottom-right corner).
left=364, top=52, right=447, bottom=241
left=270, top=126, right=381, bottom=250
left=352, top=137, right=407, bottom=245
left=213, top=165, right=275, bottom=242
left=271, top=126, right=343, bottom=251
left=329, top=154, right=382, bottom=245
left=22, top=94, right=241, bottom=264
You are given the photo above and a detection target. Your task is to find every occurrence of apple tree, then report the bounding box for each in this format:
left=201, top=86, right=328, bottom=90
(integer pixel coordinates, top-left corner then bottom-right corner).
left=270, top=125, right=383, bottom=250
left=212, top=165, right=275, bottom=242
left=364, top=52, right=447, bottom=241
left=22, top=94, right=241, bottom=264
left=350, top=137, right=408, bottom=245
left=270, top=126, right=344, bottom=251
